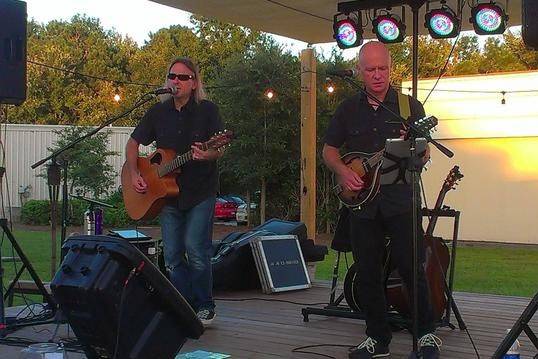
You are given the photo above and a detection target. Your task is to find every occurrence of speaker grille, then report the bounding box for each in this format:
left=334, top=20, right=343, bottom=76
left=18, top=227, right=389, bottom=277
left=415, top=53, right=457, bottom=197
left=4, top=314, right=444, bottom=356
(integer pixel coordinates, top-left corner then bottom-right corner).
left=0, top=0, right=27, bottom=105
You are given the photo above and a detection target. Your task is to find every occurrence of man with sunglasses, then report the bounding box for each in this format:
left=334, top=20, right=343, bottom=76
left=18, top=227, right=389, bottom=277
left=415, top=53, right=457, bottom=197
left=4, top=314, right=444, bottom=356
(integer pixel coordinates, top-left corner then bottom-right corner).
left=125, top=57, right=224, bottom=327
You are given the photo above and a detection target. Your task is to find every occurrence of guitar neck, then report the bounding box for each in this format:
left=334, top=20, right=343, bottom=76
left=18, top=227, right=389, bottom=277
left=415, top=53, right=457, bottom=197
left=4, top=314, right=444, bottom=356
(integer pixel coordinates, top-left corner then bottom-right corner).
left=425, top=190, right=447, bottom=237
left=158, top=143, right=209, bottom=177
left=365, top=149, right=385, bottom=170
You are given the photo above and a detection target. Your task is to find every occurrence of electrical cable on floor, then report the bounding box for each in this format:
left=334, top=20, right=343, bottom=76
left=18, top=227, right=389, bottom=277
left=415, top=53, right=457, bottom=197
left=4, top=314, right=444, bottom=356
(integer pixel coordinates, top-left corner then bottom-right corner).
left=214, top=297, right=328, bottom=306
left=291, top=343, right=355, bottom=359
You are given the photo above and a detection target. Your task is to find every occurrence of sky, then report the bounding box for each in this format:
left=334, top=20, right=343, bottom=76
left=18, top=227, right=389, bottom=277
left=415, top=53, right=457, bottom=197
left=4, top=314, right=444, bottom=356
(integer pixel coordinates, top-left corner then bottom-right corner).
left=23, top=0, right=348, bottom=59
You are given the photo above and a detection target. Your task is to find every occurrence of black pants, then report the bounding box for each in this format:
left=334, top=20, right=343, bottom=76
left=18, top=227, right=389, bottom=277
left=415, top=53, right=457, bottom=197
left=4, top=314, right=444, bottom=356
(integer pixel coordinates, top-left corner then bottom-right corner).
left=350, top=210, right=435, bottom=346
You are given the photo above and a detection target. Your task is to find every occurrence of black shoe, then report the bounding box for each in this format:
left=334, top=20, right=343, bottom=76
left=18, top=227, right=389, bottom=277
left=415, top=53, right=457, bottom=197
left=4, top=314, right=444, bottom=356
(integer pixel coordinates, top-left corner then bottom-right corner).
left=196, top=309, right=216, bottom=326
left=417, top=333, right=441, bottom=359
left=349, top=337, right=390, bottom=358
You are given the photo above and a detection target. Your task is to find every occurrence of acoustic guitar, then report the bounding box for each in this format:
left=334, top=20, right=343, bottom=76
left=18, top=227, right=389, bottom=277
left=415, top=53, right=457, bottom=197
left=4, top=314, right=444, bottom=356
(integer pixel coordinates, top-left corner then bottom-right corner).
left=121, top=130, right=233, bottom=220
left=334, top=115, right=438, bottom=210
left=385, top=165, right=464, bottom=321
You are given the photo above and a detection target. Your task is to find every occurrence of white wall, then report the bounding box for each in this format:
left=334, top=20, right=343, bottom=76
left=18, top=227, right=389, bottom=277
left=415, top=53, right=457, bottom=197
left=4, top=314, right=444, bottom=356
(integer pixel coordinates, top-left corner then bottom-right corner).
left=1, top=124, right=138, bottom=207
left=403, top=71, right=538, bottom=244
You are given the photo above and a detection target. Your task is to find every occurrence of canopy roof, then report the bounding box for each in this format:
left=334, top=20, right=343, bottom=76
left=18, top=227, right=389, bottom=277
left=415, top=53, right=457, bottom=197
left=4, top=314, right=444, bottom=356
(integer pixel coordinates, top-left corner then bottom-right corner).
left=151, top=0, right=522, bottom=44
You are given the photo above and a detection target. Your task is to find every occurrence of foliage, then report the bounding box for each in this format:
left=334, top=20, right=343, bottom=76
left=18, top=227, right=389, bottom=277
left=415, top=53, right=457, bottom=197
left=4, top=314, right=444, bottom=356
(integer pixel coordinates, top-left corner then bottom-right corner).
left=20, top=200, right=51, bottom=225
left=20, top=190, right=156, bottom=227
left=212, top=40, right=301, bottom=220
left=20, top=199, right=86, bottom=226
left=46, top=126, right=118, bottom=197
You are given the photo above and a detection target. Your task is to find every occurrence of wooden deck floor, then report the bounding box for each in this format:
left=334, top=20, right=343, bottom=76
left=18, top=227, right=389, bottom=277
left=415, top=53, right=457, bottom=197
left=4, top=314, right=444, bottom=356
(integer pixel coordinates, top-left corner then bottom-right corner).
left=1, top=283, right=537, bottom=358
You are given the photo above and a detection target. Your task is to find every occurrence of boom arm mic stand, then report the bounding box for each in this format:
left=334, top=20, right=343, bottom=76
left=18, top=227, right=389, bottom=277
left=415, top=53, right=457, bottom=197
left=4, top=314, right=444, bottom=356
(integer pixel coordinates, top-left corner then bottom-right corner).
left=31, top=91, right=158, bottom=263
left=0, top=91, right=158, bottom=336
left=329, top=72, right=457, bottom=355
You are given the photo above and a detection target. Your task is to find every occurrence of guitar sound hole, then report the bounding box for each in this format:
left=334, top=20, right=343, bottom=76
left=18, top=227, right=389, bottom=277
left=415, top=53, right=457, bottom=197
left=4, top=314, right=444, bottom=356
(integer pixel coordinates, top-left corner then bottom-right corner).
left=150, top=153, right=163, bottom=165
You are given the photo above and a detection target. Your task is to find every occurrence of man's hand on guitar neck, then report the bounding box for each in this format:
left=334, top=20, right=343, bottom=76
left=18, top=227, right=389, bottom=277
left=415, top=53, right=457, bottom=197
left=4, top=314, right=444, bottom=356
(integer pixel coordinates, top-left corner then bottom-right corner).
left=192, top=142, right=223, bottom=161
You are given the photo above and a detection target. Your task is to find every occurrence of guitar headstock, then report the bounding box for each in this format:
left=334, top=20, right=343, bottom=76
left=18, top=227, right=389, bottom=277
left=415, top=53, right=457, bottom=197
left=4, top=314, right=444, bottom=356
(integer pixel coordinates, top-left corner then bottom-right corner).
left=207, top=130, right=234, bottom=150
left=442, top=165, right=464, bottom=193
left=411, top=115, right=438, bottom=136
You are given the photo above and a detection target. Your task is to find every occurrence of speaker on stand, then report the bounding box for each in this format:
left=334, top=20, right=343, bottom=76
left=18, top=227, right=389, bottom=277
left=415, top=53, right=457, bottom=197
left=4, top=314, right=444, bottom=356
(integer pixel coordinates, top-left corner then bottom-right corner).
left=523, top=0, right=538, bottom=50
left=0, top=0, right=27, bottom=105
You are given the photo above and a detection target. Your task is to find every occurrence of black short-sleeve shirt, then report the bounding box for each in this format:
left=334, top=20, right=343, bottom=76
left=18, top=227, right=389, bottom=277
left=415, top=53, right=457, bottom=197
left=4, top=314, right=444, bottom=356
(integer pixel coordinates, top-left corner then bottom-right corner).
left=131, top=96, right=224, bottom=210
left=323, top=87, right=426, bottom=219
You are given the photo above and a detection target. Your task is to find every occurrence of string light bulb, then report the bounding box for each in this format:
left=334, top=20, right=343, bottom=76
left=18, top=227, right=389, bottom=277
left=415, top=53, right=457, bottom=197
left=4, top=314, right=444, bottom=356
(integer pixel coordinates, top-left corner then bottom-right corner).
left=113, top=86, right=121, bottom=103
left=264, top=88, right=275, bottom=100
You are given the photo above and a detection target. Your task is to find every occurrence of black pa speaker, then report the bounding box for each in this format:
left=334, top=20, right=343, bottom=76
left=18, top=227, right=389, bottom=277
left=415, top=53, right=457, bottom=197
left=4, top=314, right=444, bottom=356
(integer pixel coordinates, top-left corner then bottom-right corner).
left=51, top=235, right=203, bottom=359
left=523, top=0, right=538, bottom=50
left=0, top=0, right=27, bottom=105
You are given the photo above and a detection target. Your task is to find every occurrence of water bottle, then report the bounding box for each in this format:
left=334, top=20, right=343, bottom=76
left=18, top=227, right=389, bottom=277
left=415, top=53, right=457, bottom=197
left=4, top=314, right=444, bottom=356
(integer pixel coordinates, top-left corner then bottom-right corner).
left=94, top=207, right=103, bottom=235
left=84, top=208, right=95, bottom=235
left=502, top=329, right=520, bottom=359
left=84, top=207, right=103, bottom=235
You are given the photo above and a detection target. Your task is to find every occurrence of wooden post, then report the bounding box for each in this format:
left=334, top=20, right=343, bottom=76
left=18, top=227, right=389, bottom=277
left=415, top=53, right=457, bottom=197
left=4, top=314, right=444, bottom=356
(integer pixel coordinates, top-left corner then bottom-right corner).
left=300, top=48, right=316, bottom=241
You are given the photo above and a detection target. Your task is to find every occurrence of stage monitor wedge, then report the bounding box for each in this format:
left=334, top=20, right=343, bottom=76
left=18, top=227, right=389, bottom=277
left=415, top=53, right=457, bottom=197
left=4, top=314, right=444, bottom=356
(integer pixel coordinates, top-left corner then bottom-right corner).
left=51, top=235, right=203, bottom=359
left=523, top=0, right=538, bottom=50
left=0, top=0, right=27, bottom=105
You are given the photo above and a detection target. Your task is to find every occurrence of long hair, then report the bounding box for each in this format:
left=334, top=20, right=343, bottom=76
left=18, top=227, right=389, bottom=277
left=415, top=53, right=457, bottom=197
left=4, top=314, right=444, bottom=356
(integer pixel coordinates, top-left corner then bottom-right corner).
left=166, top=57, right=206, bottom=103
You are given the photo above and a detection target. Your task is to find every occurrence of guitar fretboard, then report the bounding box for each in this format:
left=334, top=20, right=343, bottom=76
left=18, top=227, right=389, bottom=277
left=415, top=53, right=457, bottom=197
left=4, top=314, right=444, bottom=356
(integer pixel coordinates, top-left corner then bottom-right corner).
left=157, top=143, right=208, bottom=177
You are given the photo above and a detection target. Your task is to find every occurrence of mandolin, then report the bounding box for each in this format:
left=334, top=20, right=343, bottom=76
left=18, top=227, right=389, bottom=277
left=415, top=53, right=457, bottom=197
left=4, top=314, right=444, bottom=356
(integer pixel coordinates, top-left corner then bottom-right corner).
left=334, top=116, right=438, bottom=210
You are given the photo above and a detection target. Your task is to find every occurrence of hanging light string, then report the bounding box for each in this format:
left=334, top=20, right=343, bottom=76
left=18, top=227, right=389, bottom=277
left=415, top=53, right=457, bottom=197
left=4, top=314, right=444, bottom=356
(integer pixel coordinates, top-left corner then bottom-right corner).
left=28, top=59, right=538, bottom=99
left=27, top=59, right=247, bottom=90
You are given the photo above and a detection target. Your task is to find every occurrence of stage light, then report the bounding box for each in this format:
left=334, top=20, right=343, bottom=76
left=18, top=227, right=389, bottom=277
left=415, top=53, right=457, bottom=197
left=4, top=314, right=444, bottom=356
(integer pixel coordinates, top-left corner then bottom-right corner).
left=333, top=12, right=363, bottom=49
left=425, top=4, right=460, bottom=39
left=372, top=13, right=406, bottom=44
left=470, top=2, right=508, bottom=35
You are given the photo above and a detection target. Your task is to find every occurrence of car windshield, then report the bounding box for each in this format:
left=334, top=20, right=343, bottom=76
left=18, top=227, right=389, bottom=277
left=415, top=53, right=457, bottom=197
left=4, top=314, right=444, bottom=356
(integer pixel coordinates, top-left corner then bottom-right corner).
left=221, top=196, right=245, bottom=205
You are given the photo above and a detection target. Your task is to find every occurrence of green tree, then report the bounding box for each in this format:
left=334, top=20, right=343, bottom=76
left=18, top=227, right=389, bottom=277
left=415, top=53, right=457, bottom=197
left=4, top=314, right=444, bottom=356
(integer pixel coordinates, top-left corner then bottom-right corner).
left=213, top=40, right=301, bottom=222
left=10, top=16, right=139, bottom=125
left=46, top=126, right=118, bottom=197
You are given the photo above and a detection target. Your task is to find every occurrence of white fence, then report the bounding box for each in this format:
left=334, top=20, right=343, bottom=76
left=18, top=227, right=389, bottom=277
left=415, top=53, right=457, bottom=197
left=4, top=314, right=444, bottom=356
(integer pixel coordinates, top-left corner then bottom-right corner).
left=1, top=124, right=139, bottom=207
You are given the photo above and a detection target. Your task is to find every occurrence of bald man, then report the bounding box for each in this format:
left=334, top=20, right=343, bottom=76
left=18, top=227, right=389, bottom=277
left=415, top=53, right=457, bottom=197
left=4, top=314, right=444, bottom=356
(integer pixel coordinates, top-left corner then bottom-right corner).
left=323, top=41, right=441, bottom=359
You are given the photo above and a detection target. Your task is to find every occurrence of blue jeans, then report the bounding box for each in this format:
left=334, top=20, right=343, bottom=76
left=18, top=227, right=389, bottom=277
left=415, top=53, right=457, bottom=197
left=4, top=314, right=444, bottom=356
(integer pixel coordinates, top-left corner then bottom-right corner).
left=160, top=196, right=216, bottom=311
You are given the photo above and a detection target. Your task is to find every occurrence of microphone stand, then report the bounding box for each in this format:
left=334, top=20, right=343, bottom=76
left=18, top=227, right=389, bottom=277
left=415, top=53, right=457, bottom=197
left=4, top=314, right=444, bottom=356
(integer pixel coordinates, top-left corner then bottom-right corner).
left=31, top=91, right=158, bottom=263
left=331, top=74, right=454, bottom=356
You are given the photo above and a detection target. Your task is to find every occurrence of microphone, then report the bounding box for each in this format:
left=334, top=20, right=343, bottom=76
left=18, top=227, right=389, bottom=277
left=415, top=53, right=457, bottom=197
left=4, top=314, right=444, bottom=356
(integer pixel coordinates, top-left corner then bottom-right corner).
left=327, top=68, right=357, bottom=77
left=151, top=86, right=177, bottom=95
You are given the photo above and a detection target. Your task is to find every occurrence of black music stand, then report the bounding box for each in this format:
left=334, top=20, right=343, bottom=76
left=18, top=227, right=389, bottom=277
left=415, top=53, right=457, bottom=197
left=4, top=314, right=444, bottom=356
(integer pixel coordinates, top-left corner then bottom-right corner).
left=492, top=291, right=538, bottom=359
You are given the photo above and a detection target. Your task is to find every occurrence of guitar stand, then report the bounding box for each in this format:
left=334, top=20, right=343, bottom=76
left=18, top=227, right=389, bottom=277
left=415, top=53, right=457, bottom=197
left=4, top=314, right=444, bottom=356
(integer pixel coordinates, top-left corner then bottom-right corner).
left=492, top=291, right=538, bottom=359
left=301, top=250, right=407, bottom=327
left=301, top=208, right=467, bottom=333
left=302, top=251, right=366, bottom=322
left=422, top=207, right=467, bottom=331
left=0, top=218, right=57, bottom=337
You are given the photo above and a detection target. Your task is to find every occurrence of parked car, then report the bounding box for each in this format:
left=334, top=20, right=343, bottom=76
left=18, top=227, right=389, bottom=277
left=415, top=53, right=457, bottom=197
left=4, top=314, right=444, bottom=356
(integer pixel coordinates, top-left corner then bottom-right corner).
left=217, top=195, right=257, bottom=224
left=214, top=197, right=238, bottom=221
left=235, top=203, right=248, bottom=224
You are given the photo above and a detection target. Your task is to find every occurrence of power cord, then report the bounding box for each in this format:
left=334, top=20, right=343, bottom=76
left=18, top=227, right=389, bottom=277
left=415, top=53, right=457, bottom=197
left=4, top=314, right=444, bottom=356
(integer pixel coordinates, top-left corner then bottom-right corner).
left=214, top=297, right=327, bottom=306
left=292, top=343, right=355, bottom=359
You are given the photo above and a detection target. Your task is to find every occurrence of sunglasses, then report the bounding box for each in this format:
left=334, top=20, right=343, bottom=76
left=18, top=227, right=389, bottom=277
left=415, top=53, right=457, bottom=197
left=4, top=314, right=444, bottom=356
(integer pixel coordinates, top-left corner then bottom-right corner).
left=167, top=73, right=195, bottom=81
